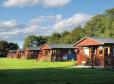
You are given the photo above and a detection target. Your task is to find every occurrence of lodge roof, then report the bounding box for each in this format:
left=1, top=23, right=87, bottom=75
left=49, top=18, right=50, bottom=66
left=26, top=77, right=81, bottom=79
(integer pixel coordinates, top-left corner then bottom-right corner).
left=9, top=50, right=17, bottom=52
left=74, top=37, right=114, bottom=46
left=27, top=47, right=40, bottom=50
left=90, top=37, right=114, bottom=44
left=47, top=44, right=74, bottom=49
left=18, top=49, right=24, bottom=51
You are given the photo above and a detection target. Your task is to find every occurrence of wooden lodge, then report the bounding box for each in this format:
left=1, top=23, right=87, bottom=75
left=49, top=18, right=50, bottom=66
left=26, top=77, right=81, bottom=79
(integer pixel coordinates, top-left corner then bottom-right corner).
left=7, top=47, right=40, bottom=59
left=16, top=49, right=25, bottom=58
left=74, top=37, right=114, bottom=68
left=39, top=44, right=76, bottom=61
left=7, top=49, right=24, bottom=58
left=25, top=47, right=40, bottom=59
left=7, top=50, right=17, bottom=58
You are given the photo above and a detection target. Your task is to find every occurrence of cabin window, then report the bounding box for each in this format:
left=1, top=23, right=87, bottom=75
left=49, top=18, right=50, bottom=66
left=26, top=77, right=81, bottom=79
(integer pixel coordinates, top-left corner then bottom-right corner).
left=68, top=49, right=71, bottom=54
left=99, top=50, right=103, bottom=54
left=45, top=50, right=48, bottom=55
left=99, top=46, right=103, bottom=54
left=104, top=47, right=109, bottom=55
left=77, top=49, right=79, bottom=54
left=53, top=50, right=56, bottom=55
left=58, top=50, right=60, bottom=54
left=83, top=47, right=89, bottom=57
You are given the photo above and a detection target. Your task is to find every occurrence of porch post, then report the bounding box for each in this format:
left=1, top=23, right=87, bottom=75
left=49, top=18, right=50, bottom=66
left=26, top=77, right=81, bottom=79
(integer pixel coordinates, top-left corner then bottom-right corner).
left=91, top=54, right=94, bottom=69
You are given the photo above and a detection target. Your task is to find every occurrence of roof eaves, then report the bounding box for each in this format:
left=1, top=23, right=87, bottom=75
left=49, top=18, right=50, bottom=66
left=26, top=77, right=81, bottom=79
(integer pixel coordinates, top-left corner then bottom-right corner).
left=73, top=37, right=87, bottom=46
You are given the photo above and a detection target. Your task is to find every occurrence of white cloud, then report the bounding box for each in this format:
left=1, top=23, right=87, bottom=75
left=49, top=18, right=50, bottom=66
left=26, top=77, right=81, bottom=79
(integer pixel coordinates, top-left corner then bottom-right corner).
left=42, top=0, right=71, bottom=7
left=0, top=20, right=21, bottom=40
left=24, top=24, right=40, bottom=34
left=2, top=0, right=71, bottom=8
left=54, top=13, right=92, bottom=32
left=0, top=20, right=17, bottom=28
left=31, top=15, right=62, bottom=25
left=3, top=0, right=39, bottom=7
left=1, top=30, right=21, bottom=36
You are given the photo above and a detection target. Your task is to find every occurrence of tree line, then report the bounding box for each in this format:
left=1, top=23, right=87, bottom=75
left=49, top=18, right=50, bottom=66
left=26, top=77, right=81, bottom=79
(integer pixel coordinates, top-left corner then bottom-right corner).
left=0, top=41, right=19, bottom=57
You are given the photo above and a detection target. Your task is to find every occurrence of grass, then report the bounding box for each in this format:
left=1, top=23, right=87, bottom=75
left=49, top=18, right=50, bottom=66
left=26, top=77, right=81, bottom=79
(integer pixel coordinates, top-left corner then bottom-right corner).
left=0, top=58, right=114, bottom=84
left=0, top=58, right=74, bottom=69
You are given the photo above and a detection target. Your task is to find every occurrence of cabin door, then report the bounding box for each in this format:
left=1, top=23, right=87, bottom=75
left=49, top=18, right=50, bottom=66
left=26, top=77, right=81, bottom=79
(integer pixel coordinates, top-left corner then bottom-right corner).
left=91, top=47, right=98, bottom=66
left=104, top=47, right=111, bottom=67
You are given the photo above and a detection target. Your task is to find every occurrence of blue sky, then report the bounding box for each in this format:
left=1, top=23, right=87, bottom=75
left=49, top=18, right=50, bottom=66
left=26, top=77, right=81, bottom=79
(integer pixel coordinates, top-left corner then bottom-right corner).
left=0, top=0, right=114, bottom=48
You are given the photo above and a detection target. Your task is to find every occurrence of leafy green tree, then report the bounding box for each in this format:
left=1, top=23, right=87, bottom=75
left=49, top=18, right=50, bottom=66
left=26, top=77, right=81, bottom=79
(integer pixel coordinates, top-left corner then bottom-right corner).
left=36, top=36, right=48, bottom=46
left=84, top=9, right=114, bottom=38
left=0, top=40, right=9, bottom=57
left=0, top=41, right=19, bottom=57
left=23, top=35, right=47, bottom=48
left=63, top=26, right=85, bottom=43
left=23, top=35, right=37, bottom=48
left=47, top=33, right=61, bottom=44
left=8, top=42, right=19, bottom=50
left=105, top=8, right=114, bottom=18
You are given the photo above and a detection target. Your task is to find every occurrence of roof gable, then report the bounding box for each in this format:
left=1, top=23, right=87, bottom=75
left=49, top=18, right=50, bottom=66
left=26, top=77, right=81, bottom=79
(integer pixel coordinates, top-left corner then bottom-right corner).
left=74, top=37, right=102, bottom=47
left=74, top=37, right=114, bottom=47
left=40, top=44, right=52, bottom=50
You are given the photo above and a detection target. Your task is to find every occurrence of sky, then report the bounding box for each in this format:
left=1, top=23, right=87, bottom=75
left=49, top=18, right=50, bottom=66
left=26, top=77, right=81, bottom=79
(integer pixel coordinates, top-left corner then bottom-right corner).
left=0, top=0, right=114, bottom=48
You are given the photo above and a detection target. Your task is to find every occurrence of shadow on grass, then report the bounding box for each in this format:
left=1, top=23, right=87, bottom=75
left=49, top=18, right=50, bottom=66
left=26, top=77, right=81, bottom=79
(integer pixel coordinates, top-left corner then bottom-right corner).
left=0, top=68, right=114, bottom=84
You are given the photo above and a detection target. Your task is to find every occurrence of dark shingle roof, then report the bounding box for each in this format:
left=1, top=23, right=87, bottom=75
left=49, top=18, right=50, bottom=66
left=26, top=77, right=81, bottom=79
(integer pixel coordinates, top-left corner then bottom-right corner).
left=90, top=37, right=114, bottom=44
left=9, top=50, right=16, bottom=52
left=47, top=44, right=74, bottom=49
left=28, top=47, right=40, bottom=50
left=18, top=49, right=24, bottom=52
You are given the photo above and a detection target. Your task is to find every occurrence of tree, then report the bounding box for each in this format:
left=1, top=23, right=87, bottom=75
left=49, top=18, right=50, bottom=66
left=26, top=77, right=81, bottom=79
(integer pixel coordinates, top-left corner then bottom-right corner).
left=23, top=35, right=47, bottom=48
left=47, top=33, right=61, bottom=44
left=8, top=42, right=19, bottom=50
left=23, top=35, right=38, bottom=48
left=0, top=40, right=9, bottom=57
left=105, top=8, right=114, bottom=18
left=0, top=41, right=19, bottom=57
left=61, top=31, right=70, bottom=37
left=84, top=9, right=114, bottom=38
left=36, top=36, right=48, bottom=46
left=63, top=26, right=85, bottom=44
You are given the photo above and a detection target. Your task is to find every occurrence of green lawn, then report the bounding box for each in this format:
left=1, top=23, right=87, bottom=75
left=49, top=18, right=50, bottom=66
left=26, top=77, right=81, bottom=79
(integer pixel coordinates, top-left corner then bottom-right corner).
left=0, top=58, right=74, bottom=69
left=0, top=58, right=114, bottom=84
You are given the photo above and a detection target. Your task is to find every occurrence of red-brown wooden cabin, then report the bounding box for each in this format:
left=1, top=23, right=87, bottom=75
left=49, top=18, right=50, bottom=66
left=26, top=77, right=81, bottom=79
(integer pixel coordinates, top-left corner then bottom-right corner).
left=7, top=49, right=24, bottom=58
left=24, top=47, right=40, bottom=59
left=39, top=44, right=76, bottom=61
left=74, top=37, right=114, bottom=68
left=16, top=49, right=25, bottom=58
left=7, top=50, right=17, bottom=58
